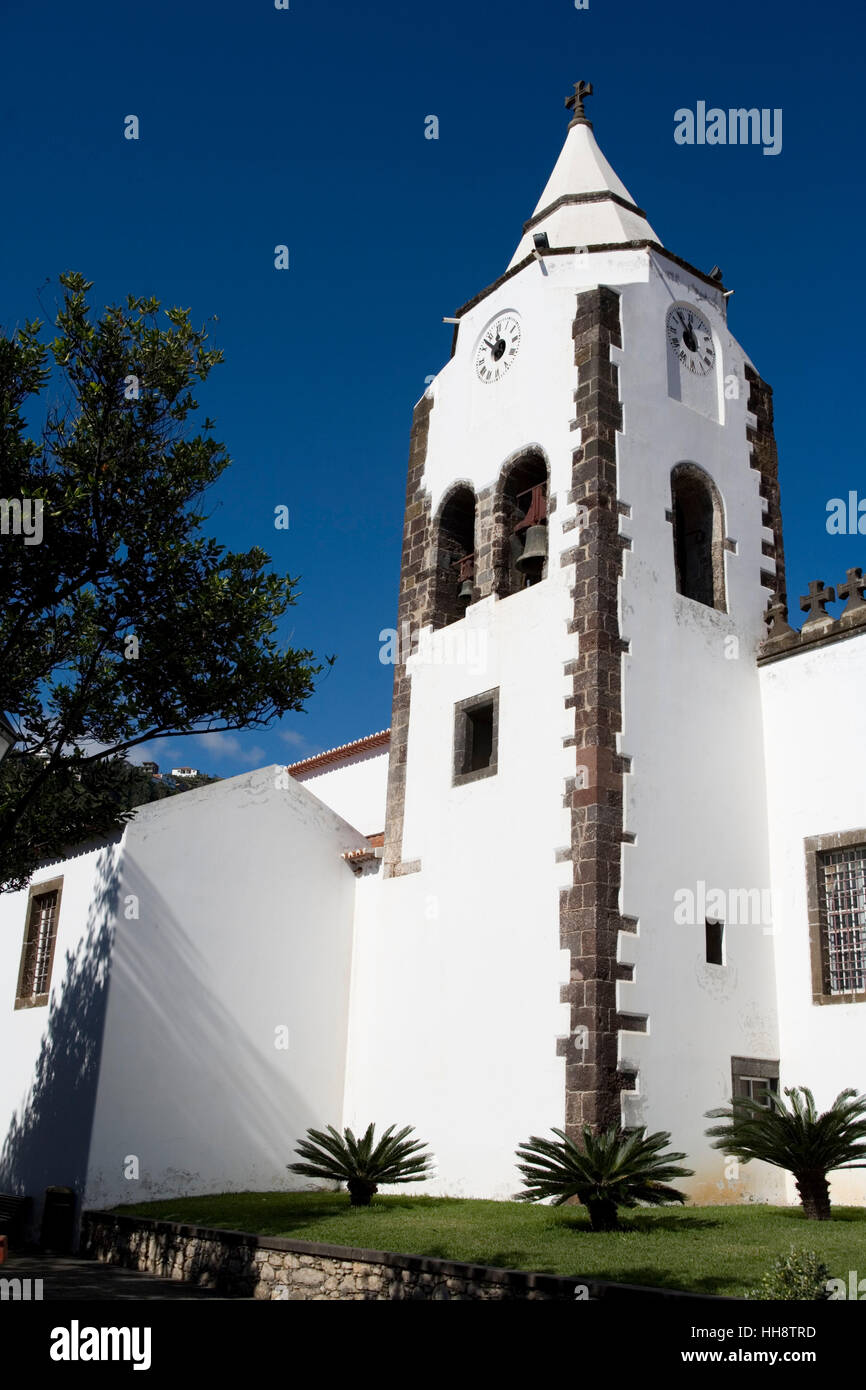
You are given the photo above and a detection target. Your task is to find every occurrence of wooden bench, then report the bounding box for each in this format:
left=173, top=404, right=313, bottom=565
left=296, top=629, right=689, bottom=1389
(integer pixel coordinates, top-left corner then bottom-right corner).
left=0, top=1193, right=32, bottom=1246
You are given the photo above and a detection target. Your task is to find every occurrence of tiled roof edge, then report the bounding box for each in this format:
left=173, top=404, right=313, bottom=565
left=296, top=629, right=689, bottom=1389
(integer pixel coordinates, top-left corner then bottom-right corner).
left=286, top=729, right=391, bottom=775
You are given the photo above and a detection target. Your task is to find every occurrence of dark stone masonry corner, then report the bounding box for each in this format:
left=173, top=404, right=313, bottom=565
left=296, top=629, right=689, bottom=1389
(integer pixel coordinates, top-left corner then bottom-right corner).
left=82, top=1211, right=732, bottom=1302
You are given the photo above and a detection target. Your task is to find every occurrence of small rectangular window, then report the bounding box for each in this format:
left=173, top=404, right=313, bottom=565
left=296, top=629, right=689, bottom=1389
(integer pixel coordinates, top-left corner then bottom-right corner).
left=705, top=918, right=724, bottom=966
left=466, top=705, right=493, bottom=772
left=453, top=689, right=499, bottom=786
left=731, top=1056, right=779, bottom=1106
left=742, top=1077, right=777, bottom=1107
left=15, top=878, right=63, bottom=1010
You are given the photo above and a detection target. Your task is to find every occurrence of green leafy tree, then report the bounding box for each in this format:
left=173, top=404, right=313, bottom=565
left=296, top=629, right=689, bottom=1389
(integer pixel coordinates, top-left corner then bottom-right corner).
left=287, top=1123, right=434, bottom=1207
left=0, top=273, right=325, bottom=891
left=515, top=1125, right=693, bottom=1232
left=705, top=1086, right=866, bottom=1221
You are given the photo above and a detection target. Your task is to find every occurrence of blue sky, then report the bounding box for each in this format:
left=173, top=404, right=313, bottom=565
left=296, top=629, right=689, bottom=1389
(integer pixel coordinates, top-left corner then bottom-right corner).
left=2, top=0, right=863, bottom=777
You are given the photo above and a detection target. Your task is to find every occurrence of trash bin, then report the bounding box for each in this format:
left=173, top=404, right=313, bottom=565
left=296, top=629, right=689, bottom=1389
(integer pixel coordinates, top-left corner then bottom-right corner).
left=40, top=1187, right=77, bottom=1254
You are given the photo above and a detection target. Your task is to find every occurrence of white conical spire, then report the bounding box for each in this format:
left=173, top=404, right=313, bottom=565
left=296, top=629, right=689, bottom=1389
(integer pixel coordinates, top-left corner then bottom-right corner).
left=508, top=85, right=661, bottom=268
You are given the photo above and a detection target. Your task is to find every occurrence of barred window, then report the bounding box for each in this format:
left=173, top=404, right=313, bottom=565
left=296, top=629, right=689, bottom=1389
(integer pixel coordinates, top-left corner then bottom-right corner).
left=15, top=878, right=63, bottom=1009
left=819, top=847, right=866, bottom=995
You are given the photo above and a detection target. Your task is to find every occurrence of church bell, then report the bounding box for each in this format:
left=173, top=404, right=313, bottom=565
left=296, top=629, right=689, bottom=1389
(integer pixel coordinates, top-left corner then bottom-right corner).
left=455, top=552, right=475, bottom=605
left=516, top=523, right=548, bottom=577
left=513, top=481, right=548, bottom=582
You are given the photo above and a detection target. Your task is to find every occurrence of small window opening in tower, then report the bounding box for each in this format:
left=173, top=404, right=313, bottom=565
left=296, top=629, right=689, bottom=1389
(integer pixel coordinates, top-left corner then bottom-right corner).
left=465, top=703, right=494, bottom=773
left=705, top=918, right=724, bottom=966
left=452, top=688, right=499, bottom=786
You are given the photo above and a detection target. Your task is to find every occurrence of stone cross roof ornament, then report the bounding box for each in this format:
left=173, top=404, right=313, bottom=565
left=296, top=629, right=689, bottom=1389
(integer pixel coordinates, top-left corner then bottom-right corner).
left=800, top=579, right=836, bottom=633
left=565, top=80, right=593, bottom=129
left=763, top=595, right=796, bottom=644
left=838, top=566, right=866, bottom=621
left=760, top=568, right=866, bottom=661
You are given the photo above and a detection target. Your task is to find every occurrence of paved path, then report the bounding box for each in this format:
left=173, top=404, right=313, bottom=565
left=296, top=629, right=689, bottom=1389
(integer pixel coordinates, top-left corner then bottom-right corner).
left=2, top=1253, right=248, bottom=1300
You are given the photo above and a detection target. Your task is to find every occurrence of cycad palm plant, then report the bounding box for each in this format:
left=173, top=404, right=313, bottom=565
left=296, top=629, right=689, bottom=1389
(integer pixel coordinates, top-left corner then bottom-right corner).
left=288, top=1123, right=433, bottom=1206
left=705, top=1086, right=866, bottom=1220
left=515, top=1125, right=693, bottom=1231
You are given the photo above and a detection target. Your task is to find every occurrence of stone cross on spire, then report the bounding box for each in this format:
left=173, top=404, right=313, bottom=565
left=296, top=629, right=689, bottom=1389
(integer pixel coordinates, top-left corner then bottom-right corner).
left=565, top=80, right=593, bottom=128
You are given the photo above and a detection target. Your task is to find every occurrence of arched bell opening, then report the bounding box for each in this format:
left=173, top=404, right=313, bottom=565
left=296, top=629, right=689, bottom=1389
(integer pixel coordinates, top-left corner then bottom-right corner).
left=670, top=463, right=727, bottom=612
left=495, top=453, right=550, bottom=598
left=431, top=484, right=477, bottom=628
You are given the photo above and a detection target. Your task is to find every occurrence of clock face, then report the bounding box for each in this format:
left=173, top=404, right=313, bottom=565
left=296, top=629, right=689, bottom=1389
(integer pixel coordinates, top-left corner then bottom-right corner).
left=666, top=304, right=715, bottom=377
left=475, top=313, right=521, bottom=383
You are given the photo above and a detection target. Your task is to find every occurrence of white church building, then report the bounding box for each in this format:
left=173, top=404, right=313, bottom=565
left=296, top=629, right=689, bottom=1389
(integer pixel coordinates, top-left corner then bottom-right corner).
left=3, top=82, right=865, bottom=1227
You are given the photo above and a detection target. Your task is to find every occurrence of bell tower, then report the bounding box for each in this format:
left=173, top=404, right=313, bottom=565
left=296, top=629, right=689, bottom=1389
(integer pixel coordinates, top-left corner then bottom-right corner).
left=351, top=82, right=786, bottom=1201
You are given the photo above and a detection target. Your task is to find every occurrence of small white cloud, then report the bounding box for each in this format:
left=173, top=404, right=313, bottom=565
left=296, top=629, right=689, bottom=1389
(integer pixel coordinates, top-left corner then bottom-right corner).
left=194, top=731, right=265, bottom=764
left=278, top=729, right=311, bottom=750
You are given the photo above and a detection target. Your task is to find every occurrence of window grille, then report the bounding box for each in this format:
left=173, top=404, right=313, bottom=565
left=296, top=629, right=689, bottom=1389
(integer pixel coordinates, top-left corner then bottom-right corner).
left=819, top=847, right=866, bottom=995
left=15, top=881, right=62, bottom=1008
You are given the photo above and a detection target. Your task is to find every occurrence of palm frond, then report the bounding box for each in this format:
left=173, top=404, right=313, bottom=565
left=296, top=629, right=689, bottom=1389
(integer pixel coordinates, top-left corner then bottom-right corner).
left=288, top=1121, right=434, bottom=1192
left=705, top=1086, right=866, bottom=1178
left=515, top=1124, right=693, bottom=1223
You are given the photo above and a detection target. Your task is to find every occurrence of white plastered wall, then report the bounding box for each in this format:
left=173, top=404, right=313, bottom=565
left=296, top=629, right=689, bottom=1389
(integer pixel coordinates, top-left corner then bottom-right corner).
left=0, top=768, right=370, bottom=1218
left=0, top=839, right=123, bottom=1232
left=760, top=634, right=866, bottom=1207
left=291, top=746, right=389, bottom=836
left=83, top=767, right=368, bottom=1209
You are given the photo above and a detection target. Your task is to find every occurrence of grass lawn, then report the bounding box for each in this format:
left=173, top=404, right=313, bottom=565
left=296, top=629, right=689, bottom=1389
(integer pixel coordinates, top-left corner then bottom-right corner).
left=110, top=1192, right=866, bottom=1297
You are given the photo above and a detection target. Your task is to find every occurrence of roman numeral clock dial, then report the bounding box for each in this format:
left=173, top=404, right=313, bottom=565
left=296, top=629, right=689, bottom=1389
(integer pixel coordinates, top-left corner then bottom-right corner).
left=666, top=304, right=715, bottom=376
left=475, top=313, right=522, bottom=383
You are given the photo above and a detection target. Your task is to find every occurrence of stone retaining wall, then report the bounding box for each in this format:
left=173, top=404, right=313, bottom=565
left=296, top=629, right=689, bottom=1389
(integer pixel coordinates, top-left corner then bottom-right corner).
left=82, top=1211, right=725, bottom=1302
